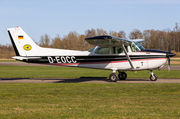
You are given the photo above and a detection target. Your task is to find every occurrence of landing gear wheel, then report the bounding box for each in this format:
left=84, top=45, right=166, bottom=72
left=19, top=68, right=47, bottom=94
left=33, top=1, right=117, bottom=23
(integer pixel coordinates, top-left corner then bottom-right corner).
left=109, top=73, right=118, bottom=82
left=118, top=72, right=127, bottom=80
left=150, top=74, right=157, bottom=81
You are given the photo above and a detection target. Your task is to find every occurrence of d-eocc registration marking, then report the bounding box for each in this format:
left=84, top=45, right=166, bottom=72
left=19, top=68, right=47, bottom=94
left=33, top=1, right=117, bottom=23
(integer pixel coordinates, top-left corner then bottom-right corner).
left=48, top=56, right=77, bottom=63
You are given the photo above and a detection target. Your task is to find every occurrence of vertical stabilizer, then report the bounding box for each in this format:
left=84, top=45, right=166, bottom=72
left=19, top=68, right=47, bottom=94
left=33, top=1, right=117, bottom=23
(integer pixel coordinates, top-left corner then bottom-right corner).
left=7, top=27, right=40, bottom=56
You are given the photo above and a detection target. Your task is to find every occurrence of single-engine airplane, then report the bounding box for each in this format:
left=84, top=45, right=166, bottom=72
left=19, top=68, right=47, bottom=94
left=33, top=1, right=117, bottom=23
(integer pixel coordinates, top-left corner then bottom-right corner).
left=7, top=27, right=176, bottom=82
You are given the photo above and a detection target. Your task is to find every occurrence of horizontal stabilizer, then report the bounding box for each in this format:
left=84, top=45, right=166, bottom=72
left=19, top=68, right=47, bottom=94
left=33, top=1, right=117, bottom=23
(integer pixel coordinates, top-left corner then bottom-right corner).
left=13, top=56, right=41, bottom=61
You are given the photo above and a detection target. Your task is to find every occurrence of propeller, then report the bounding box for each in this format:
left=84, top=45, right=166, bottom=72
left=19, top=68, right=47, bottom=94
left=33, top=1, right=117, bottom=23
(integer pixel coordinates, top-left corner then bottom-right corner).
left=168, top=42, right=171, bottom=71
left=166, top=42, right=176, bottom=71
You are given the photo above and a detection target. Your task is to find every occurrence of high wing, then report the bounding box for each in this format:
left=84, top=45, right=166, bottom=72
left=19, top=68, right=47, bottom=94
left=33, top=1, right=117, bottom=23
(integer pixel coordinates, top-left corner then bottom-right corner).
left=85, top=35, right=144, bottom=46
left=85, top=35, right=145, bottom=69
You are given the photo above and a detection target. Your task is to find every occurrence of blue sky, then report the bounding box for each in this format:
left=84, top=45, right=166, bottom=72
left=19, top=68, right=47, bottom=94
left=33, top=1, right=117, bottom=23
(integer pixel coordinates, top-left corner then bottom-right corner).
left=0, top=0, right=180, bottom=45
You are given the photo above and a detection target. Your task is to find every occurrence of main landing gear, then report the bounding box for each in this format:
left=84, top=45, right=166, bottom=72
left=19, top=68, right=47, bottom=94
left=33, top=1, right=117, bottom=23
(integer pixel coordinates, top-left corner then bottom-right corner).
left=109, top=71, right=127, bottom=82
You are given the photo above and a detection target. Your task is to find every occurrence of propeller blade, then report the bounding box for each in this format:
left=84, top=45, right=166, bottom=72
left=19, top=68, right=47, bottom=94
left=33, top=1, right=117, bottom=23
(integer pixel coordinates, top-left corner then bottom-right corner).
left=168, top=57, right=170, bottom=71
left=168, top=42, right=171, bottom=71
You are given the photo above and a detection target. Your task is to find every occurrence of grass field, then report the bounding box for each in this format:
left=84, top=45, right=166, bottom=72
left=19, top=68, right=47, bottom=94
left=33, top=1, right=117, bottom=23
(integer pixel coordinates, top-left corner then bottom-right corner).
left=0, top=83, right=180, bottom=118
left=0, top=63, right=180, bottom=118
left=0, top=65, right=180, bottom=79
left=0, top=59, right=20, bottom=62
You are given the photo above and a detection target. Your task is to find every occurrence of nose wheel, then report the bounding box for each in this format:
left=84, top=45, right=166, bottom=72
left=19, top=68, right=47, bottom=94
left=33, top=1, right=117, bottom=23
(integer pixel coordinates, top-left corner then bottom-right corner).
left=149, top=70, right=157, bottom=81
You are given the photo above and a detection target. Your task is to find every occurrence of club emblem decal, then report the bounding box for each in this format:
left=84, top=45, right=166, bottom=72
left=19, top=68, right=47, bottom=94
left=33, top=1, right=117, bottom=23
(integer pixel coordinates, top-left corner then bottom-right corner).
left=23, top=44, right=32, bottom=51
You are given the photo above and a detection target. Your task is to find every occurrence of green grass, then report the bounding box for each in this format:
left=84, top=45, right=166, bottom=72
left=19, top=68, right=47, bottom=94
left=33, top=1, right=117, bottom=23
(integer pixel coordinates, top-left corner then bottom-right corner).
left=0, top=65, right=180, bottom=118
left=171, top=59, right=180, bottom=61
left=165, top=64, right=180, bottom=66
left=0, top=83, right=179, bottom=118
left=0, top=65, right=180, bottom=79
left=0, top=60, right=20, bottom=62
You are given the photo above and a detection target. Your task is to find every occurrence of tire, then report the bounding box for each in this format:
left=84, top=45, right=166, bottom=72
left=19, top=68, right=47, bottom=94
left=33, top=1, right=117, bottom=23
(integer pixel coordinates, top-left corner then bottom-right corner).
left=109, top=73, right=118, bottom=82
left=118, top=72, right=127, bottom=80
left=150, top=74, right=157, bottom=81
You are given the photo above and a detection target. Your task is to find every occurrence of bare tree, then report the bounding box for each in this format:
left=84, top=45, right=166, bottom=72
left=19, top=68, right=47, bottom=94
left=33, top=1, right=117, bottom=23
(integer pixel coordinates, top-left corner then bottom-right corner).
left=118, top=31, right=126, bottom=38
left=51, top=34, right=61, bottom=49
left=129, top=29, right=143, bottom=39
left=39, top=34, right=51, bottom=47
left=109, top=31, right=118, bottom=37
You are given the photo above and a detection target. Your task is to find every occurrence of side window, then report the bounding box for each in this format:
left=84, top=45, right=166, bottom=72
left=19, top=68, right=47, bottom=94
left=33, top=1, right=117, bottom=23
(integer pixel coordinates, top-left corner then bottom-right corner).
left=112, top=46, right=128, bottom=54
left=88, top=47, right=95, bottom=52
left=95, top=47, right=110, bottom=54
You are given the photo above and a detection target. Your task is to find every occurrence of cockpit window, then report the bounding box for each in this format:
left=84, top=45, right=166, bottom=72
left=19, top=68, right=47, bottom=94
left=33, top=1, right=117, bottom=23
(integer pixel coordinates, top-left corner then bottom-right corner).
left=112, top=46, right=128, bottom=54
left=95, top=47, right=110, bottom=54
left=88, top=47, right=95, bottom=52
left=130, top=42, right=144, bottom=52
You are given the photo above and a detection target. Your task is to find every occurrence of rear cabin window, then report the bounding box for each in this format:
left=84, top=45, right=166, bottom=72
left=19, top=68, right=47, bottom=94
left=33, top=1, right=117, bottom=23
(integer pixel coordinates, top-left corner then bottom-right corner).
left=88, top=47, right=95, bottom=52
left=95, top=47, right=110, bottom=54
left=112, top=46, right=128, bottom=54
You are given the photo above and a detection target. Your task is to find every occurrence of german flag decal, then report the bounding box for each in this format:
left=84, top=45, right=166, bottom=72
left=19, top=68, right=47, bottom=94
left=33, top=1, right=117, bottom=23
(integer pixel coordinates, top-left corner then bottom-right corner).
left=23, top=44, right=32, bottom=51
left=18, top=36, right=24, bottom=40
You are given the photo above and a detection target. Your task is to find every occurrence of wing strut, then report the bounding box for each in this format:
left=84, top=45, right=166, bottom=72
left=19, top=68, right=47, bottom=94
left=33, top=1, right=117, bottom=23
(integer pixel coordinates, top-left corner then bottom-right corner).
left=121, top=43, right=135, bottom=69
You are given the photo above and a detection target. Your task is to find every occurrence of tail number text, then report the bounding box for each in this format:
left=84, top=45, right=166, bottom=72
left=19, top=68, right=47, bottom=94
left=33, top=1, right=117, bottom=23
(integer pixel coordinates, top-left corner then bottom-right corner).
left=48, top=56, right=77, bottom=63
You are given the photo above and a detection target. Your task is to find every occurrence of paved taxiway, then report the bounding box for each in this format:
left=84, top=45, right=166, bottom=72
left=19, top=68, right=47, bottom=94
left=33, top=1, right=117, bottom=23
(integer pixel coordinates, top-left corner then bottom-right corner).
left=0, top=62, right=180, bottom=83
left=0, top=78, right=180, bottom=83
left=0, top=62, right=180, bottom=70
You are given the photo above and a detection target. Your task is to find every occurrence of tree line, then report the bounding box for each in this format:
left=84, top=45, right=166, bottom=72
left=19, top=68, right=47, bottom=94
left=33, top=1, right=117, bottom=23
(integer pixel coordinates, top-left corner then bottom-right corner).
left=39, top=23, right=180, bottom=53
left=0, top=44, right=15, bottom=59
left=1, top=23, right=180, bottom=59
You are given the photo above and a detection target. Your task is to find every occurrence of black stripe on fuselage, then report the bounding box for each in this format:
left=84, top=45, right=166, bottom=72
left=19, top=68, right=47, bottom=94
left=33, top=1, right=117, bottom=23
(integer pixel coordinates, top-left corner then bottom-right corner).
left=22, top=55, right=167, bottom=64
left=142, top=49, right=168, bottom=54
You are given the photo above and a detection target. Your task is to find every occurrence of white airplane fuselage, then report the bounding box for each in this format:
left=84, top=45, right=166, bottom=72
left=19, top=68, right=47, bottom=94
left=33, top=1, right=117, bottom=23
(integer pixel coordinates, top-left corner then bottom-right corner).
left=7, top=27, right=175, bottom=81
left=16, top=45, right=167, bottom=71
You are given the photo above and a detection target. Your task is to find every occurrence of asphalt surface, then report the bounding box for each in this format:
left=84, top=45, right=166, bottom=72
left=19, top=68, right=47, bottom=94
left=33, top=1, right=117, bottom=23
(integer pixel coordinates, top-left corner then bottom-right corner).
left=0, top=62, right=180, bottom=70
left=0, top=78, right=180, bottom=83
left=0, top=62, right=180, bottom=83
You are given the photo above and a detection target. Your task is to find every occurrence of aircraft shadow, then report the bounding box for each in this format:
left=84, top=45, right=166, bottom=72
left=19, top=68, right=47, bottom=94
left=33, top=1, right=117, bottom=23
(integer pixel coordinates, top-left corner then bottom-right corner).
left=0, top=77, right=150, bottom=83
left=0, top=78, right=30, bottom=80
left=123, top=79, right=150, bottom=81
left=54, top=77, right=108, bottom=83
left=54, top=77, right=150, bottom=83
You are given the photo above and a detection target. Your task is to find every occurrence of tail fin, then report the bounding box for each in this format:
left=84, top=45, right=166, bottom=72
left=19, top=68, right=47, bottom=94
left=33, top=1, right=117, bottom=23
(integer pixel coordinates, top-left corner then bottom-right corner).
left=7, top=27, right=40, bottom=56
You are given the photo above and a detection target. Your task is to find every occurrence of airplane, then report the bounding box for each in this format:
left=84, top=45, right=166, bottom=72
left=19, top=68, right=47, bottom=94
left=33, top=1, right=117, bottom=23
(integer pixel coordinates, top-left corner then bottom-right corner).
left=7, top=26, right=176, bottom=82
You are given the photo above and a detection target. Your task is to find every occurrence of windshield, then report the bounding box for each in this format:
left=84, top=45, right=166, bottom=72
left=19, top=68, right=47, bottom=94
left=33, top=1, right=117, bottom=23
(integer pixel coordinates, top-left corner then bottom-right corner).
left=130, top=42, right=144, bottom=52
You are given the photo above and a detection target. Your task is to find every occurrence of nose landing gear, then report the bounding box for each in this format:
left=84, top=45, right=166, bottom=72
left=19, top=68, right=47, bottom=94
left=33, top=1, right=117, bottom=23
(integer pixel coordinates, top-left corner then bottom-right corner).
left=149, top=70, right=157, bottom=81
